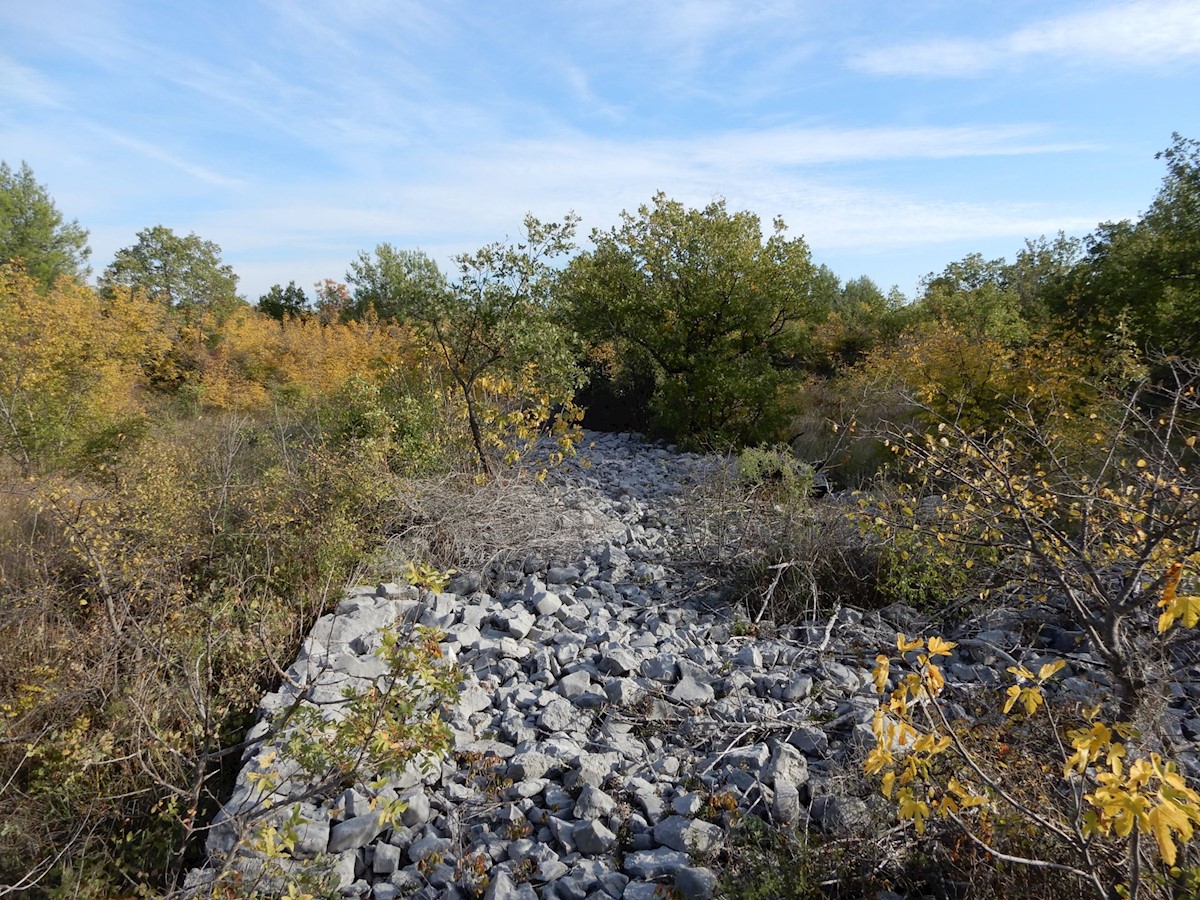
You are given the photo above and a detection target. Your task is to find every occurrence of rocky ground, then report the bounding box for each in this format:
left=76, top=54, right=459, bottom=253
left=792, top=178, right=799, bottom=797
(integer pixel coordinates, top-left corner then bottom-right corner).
left=187, top=432, right=1200, bottom=900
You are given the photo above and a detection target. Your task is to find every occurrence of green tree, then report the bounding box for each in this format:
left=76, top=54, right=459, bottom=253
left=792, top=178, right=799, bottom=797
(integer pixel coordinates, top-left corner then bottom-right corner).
left=563, top=192, right=817, bottom=446
left=345, top=244, right=447, bottom=322
left=916, top=253, right=1030, bottom=345
left=1055, top=134, right=1200, bottom=356
left=806, top=271, right=904, bottom=374
left=1003, top=232, right=1081, bottom=326
left=420, top=215, right=581, bottom=474
left=257, top=280, right=310, bottom=321
left=0, top=161, right=91, bottom=288
left=101, top=225, right=242, bottom=323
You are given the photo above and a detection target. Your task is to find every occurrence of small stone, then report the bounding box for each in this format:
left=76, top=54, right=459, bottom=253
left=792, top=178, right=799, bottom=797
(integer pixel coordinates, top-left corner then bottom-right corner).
left=623, top=847, right=689, bottom=880
left=622, top=885, right=660, bottom=900
left=652, top=816, right=724, bottom=854
left=557, top=670, right=593, bottom=700
left=604, top=677, right=644, bottom=706
left=509, top=750, right=554, bottom=781
left=486, top=870, right=538, bottom=900
left=408, top=836, right=452, bottom=864
left=458, top=684, right=494, bottom=715
left=535, top=593, right=563, bottom=616
left=675, top=866, right=718, bottom=900
left=787, top=726, right=828, bottom=756
left=540, top=697, right=584, bottom=733
left=330, top=850, right=358, bottom=888
left=772, top=779, right=802, bottom=825
left=781, top=673, right=813, bottom=701
left=573, top=819, right=617, bottom=854
left=764, top=744, right=809, bottom=787
left=546, top=566, right=579, bottom=584
left=641, top=655, right=678, bottom=682
left=327, top=811, right=387, bottom=853
left=574, top=784, right=617, bottom=819
left=598, top=649, right=638, bottom=676
left=671, top=792, right=704, bottom=816
left=671, top=674, right=715, bottom=704
left=448, top=572, right=482, bottom=595
left=810, top=796, right=871, bottom=836
left=374, top=842, right=402, bottom=874
left=400, top=790, right=431, bottom=827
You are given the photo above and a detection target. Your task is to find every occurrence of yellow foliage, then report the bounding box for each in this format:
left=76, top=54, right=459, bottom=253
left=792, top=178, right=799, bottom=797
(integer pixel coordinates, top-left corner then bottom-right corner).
left=870, top=627, right=1200, bottom=884
left=0, top=265, right=168, bottom=472
left=191, top=308, right=423, bottom=411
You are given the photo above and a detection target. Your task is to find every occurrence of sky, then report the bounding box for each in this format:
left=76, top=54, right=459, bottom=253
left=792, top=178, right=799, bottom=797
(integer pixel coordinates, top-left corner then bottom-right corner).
left=2, top=0, right=1198, bottom=301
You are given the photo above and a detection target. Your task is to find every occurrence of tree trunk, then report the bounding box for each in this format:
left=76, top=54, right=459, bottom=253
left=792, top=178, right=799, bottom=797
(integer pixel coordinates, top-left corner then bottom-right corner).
left=461, top=383, right=492, bottom=477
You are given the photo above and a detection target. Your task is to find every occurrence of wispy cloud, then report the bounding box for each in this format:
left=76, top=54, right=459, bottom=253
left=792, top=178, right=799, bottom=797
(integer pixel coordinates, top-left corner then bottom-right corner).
left=0, top=55, right=63, bottom=109
left=851, top=0, right=1200, bottom=77
left=171, top=121, right=1104, bottom=299
left=87, top=125, right=246, bottom=189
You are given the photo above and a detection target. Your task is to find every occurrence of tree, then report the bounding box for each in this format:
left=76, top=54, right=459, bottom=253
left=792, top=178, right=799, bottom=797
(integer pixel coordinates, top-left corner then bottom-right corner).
left=0, top=161, right=91, bottom=288
left=417, top=215, right=581, bottom=474
left=806, top=271, right=904, bottom=374
left=0, top=263, right=167, bottom=474
left=916, top=253, right=1030, bottom=346
left=101, top=225, right=242, bottom=323
left=313, top=279, right=351, bottom=325
left=257, top=281, right=310, bottom=321
left=1055, top=134, right=1200, bottom=356
left=345, top=244, right=447, bottom=322
left=563, top=193, right=818, bottom=446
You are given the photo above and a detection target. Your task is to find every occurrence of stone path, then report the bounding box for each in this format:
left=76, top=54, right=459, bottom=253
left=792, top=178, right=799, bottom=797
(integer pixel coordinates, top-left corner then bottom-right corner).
left=187, top=432, right=1200, bottom=900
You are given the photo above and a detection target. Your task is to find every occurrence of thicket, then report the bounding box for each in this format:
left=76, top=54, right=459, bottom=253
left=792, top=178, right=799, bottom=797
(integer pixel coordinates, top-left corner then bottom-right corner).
left=0, top=209, right=581, bottom=894
left=1, top=135, right=1198, bottom=897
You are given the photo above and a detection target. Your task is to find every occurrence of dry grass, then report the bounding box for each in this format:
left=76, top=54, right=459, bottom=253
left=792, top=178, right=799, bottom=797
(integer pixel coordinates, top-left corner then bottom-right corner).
left=675, top=459, right=881, bottom=624
left=362, top=470, right=623, bottom=586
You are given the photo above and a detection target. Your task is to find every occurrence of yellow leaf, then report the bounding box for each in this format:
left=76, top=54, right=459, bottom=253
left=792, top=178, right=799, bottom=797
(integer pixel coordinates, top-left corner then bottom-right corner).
left=1023, top=686, right=1043, bottom=715
left=881, top=771, right=895, bottom=799
left=927, top=636, right=956, bottom=657
left=897, top=634, right=925, bottom=653
left=1037, top=659, right=1066, bottom=682
left=1003, top=685, right=1021, bottom=714
left=872, top=655, right=890, bottom=694
left=1148, top=807, right=1179, bottom=866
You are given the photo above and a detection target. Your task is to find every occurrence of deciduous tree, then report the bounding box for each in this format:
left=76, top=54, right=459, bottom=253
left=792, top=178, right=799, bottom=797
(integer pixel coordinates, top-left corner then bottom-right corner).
left=419, top=215, right=581, bottom=474
left=257, top=280, right=310, bottom=321
left=346, top=244, right=447, bottom=322
left=101, top=225, right=242, bottom=323
left=563, top=193, right=818, bottom=446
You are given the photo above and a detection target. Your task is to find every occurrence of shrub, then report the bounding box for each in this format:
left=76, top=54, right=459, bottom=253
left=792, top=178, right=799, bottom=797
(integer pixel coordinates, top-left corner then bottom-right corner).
left=0, top=411, right=443, bottom=895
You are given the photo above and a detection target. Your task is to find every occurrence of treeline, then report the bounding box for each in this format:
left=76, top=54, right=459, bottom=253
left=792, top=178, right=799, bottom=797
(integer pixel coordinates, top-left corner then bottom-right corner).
left=0, top=135, right=1197, bottom=896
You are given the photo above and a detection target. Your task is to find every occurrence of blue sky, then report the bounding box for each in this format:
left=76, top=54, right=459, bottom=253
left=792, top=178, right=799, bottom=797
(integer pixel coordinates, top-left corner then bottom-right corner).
left=2, top=0, right=1198, bottom=301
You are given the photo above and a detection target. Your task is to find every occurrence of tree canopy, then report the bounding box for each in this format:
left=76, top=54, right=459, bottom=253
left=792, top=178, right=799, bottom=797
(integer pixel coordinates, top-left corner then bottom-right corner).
left=0, top=161, right=91, bottom=288
left=563, top=192, right=818, bottom=445
left=257, top=280, right=311, bottom=321
left=1054, top=133, right=1200, bottom=355
left=101, top=225, right=242, bottom=322
left=345, top=244, right=447, bottom=322
left=423, top=215, right=581, bottom=473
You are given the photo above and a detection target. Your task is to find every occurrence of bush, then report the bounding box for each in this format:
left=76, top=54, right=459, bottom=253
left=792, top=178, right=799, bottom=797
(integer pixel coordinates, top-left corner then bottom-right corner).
left=0, top=410, right=439, bottom=895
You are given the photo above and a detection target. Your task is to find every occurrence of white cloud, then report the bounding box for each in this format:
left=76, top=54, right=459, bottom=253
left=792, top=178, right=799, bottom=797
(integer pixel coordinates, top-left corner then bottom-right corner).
left=0, top=55, right=64, bottom=109
left=87, top=125, right=247, bottom=189
left=850, top=0, right=1200, bottom=77
left=159, top=123, right=1105, bottom=299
